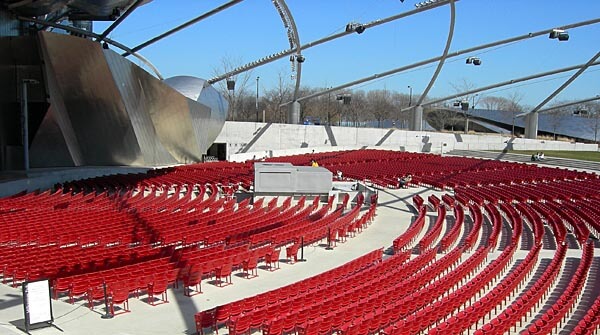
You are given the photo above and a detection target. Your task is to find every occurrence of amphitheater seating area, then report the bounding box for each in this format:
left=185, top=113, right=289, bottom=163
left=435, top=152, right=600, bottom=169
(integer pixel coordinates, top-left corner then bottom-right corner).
left=1, top=149, right=599, bottom=335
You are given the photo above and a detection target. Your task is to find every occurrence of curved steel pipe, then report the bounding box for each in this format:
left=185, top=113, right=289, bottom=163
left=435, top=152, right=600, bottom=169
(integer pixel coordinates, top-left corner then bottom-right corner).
left=415, top=0, right=455, bottom=106
left=209, top=0, right=458, bottom=84
left=420, top=60, right=600, bottom=111
left=272, top=0, right=303, bottom=101
left=122, top=0, right=244, bottom=57
left=529, top=49, right=600, bottom=114
left=289, top=17, right=600, bottom=107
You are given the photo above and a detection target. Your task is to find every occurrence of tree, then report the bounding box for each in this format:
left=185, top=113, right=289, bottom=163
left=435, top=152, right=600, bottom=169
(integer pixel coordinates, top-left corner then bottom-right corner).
left=544, top=101, right=571, bottom=140
left=426, top=108, right=458, bottom=131
left=262, top=70, right=293, bottom=123
left=366, top=89, right=393, bottom=128
left=391, top=91, right=412, bottom=128
left=577, top=101, right=600, bottom=142
left=449, top=78, right=481, bottom=108
left=212, top=56, right=254, bottom=121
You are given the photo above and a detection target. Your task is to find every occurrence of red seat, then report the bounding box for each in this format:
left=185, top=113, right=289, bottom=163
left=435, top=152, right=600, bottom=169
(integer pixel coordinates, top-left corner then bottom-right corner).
left=147, top=278, right=169, bottom=305
left=215, top=262, right=233, bottom=287
left=265, top=249, right=281, bottom=271
left=109, top=286, right=130, bottom=316
left=242, top=254, right=259, bottom=279
left=195, top=310, right=217, bottom=335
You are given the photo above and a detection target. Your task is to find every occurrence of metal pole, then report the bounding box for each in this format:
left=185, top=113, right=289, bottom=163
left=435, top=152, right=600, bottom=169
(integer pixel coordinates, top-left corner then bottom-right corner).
left=530, top=50, right=600, bottom=114
left=408, top=86, right=412, bottom=107
left=415, top=0, right=456, bottom=106
left=298, top=236, right=306, bottom=262
left=422, top=60, right=600, bottom=110
left=283, top=17, right=600, bottom=107
left=512, top=112, right=516, bottom=137
left=101, top=282, right=113, bottom=319
left=97, top=0, right=145, bottom=42
left=208, top=0, right=458, bottom=84
left=21, top=80, right=29, bottom=172
left=256, top=76, right=260, bottom=122
left=536, top=95, right=600, bottom=114
left=122, top=0, right=245, bottom=56
left=327, top=90, right=331, bottom=125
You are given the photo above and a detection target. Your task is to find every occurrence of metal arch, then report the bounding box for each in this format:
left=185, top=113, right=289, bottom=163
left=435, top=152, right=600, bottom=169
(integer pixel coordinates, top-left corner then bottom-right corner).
left=414, top=0, right=455, bottom=107
left=18, top=16, right=165, bottom=80
left=287, top=17, right=600, bottom=107
left=272, top=0, right=303, bottom=100
left=420, top=60, right=600, bottom=110
left=528, top=49, right=600, bottom=114
left=208, top=0, right=457, bottom=84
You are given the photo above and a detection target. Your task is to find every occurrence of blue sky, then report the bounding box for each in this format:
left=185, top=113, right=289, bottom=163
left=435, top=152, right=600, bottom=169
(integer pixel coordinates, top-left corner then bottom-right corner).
left=94, top=0, right=600, bottom=107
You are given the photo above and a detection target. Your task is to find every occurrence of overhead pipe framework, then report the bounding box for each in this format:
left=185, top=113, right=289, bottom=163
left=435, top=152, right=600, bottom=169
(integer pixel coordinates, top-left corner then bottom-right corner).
left=96, top=0, right=145, bottom=42
left=122, top=0, right=244, bottom=56
left=421, top=61, right=600, bottom=110
left=409, top=0, right=455, bottom=130
left=527, top=96, right=600, bottom=116
left=287, top=17, right=600, bottom=107
left=208, top=0, right=458, bottom=84
left=523, top=49, right=600, bottom=138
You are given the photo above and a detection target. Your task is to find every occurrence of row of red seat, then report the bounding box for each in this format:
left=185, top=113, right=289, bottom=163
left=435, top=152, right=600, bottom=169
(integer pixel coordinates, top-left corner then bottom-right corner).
left=195, top=248, right=384, bottom=334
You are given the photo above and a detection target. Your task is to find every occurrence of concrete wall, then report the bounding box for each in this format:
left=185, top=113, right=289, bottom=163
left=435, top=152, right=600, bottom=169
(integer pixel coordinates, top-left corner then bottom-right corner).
left=216, top=121, right=598, bottom=161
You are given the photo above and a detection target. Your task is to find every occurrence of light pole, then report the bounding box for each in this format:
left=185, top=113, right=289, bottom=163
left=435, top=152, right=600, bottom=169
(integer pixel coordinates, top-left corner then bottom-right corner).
left=512, top=111, right=516, bottom=138
left=408, top=85, right=412, bottom=107
left=327, top=87, right=332, bottom=125
left=21, top=79, right=39, bottom=173
left=256, top=76, right=260, bottom=122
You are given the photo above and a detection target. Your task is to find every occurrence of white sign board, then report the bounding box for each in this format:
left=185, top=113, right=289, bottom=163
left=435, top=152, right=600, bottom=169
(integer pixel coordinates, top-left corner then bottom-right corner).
left=23, top=279, right=53, bottom=329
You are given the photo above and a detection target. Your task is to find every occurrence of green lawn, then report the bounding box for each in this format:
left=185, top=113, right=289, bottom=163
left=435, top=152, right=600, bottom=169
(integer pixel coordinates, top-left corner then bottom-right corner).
left=492, top=150, right=600, bottom=162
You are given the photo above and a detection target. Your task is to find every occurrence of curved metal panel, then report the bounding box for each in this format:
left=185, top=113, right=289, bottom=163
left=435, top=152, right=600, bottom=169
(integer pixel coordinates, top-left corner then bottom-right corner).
left=163, top=76, right=227, bottom=152
left=1, top=31, right=228, bottom=169
left=39, top=31, right=143, bottom=165
left=103, top=49, right=175, bottom=165
left=30, top=105, right=75, bottom=167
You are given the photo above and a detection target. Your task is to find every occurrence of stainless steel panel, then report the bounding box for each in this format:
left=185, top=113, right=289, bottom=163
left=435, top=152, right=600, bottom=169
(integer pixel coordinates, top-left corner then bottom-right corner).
left=104, top=50, right=175, bottom=165
left=3, top=31, right=226, bottom=170
left=38, top=34, right=85, bottom=165
left=163, top=76, right=227, bottom=155
left=30, top=105, right=75, bottom=167
left=39, top=31, right=143, bottom=165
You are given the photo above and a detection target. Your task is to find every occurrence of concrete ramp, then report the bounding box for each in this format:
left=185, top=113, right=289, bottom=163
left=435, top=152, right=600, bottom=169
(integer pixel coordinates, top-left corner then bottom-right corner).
left=324, top=125, right=338, bottom=146
left=375, top=129, right=395, bottom=146
left=239, top=123, right=273, bottom=153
